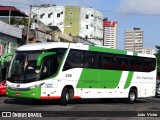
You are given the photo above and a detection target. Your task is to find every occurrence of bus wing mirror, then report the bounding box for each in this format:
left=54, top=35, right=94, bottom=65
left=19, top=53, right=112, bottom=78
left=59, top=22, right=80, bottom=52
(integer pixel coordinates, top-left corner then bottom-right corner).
left=36, top=52, right=56, bottom=67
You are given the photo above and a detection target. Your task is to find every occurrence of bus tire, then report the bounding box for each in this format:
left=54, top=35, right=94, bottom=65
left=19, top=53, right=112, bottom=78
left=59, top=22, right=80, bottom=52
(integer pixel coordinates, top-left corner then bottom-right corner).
left=60, top=88, right=70, bottom=106
left=127, top=89, right=137, bottom=104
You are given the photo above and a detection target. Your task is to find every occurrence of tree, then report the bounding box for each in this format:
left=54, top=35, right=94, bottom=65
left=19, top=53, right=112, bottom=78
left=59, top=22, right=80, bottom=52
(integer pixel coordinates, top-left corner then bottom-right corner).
left=10, top=17, right=28, bottom=26
left=10, top=17, right=17, bottom=25
left=155, top=45, right=160, bottom=79
left=20, top=17, right=28, bottom=26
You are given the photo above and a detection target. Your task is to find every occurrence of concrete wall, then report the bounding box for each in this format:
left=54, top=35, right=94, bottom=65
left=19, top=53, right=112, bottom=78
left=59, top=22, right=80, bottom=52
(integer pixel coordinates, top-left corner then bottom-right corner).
left=64, top=6, right=80, bottom=36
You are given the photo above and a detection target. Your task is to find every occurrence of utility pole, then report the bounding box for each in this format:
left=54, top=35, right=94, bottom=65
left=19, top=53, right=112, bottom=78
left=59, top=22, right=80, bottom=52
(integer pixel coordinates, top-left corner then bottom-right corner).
left=26, top=5, right=32, bottom=44
left=8, top=10, right=11, bottom=24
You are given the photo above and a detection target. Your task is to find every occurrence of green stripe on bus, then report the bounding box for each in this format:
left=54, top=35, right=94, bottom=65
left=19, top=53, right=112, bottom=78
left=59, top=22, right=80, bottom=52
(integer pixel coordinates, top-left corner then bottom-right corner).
left=37, top=52, right=56, bottom=66
left=124, top=71, right=134, bottom=89
left=89, top=46, right=127, bottom=55
left=76, top=69, right=122, bottom=88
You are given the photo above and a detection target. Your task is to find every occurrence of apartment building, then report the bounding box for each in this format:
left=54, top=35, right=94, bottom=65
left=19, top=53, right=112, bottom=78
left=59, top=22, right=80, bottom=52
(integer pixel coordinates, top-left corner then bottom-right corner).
left=103, top=19, right=117, bottom=48
left=125, top=28, right=143, bottom=53
left=32, top=5, right=103, bottom=45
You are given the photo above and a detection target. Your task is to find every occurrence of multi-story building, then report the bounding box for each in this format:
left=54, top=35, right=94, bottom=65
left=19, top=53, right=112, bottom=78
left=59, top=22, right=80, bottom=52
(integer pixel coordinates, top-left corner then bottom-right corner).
left=32, top=5, right=103, bottom=45
left=140, top=48, right=155, bottom=55
left=103, top=19, right=117, bottom=49
left=125, top=28, right=143, bottom=53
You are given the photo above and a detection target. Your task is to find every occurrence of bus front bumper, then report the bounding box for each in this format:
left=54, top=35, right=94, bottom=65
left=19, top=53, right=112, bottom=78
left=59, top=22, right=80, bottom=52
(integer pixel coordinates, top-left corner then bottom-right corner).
left=6, top=87, right=41, bottom=99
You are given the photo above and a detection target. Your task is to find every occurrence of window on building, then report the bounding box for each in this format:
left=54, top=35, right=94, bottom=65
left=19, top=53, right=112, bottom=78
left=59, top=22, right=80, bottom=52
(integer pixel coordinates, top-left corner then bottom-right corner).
left=57, top=13, right=60, bottom=17
left=40, top=13, right=45, bottom=19
left=86, top=15, right=89, bottom=19
left=33, top=14, right=37, bottom=18
left=48, top=12, right=52, bottom=18
left=86, top=25, right=88, bottom=29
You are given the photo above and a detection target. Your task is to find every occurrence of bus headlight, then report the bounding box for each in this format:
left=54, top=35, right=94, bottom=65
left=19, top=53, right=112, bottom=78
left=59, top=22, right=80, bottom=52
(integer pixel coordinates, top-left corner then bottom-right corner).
left=30, top=86, right=36, bottom=89
left=29, top=82, right=45, bottom=90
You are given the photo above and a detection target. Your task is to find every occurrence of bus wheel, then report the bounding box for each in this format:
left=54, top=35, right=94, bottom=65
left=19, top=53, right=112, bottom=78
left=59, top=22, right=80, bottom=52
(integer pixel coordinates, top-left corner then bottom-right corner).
left=127, top=89, right=137, bottom=104
left=60, top=88, right=70, bottom=106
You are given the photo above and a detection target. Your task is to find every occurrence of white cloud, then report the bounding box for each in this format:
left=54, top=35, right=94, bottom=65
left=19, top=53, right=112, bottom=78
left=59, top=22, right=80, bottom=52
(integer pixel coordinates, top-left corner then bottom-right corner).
left=118, top=0, right=160, bottom=14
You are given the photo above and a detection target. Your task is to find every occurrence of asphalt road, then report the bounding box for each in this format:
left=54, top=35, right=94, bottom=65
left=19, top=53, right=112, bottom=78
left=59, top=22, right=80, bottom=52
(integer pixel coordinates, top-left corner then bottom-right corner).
left=0, top=96, right=160, bottom=120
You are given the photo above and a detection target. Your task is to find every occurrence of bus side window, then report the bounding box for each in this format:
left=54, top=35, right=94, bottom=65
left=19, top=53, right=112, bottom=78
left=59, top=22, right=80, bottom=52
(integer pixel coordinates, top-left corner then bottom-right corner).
left=63, top=50, right=84, bottom=71
left=130, top=57, right=142, bottom=71
left=116, top=56, right=129, bottom=71
left=101, top=54, right=115, bottom=70
left=41, top=55, right=58, bottom=79
left=143, top=58, right=156, bottom=72
left=88, top=52, right=99, bottom=69
left=83, top=52, right=89, bottom=67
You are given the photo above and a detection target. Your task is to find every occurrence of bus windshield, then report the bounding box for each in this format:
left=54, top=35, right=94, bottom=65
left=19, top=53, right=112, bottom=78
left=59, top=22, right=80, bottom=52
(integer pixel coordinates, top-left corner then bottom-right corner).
left=7, top=51, right=43, bottom=83
left=7, top=48, right=66, bottom=83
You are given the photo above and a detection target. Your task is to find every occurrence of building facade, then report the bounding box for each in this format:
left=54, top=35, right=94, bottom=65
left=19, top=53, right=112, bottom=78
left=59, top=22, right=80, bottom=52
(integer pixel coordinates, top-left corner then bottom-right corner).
left=32, top=5, right=103, bottom=45
left=125, top=28, right=143, bottom=53
left=140, top=48, right=155, bottom=55
left=103, top=19, right=117, bottom=48
left=0, top=21, right=22, bottom=55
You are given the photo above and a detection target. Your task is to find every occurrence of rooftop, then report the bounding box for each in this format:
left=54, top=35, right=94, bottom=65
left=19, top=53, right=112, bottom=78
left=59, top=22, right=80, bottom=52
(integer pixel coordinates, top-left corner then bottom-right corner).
left=0, top=6, right=28, bottom=17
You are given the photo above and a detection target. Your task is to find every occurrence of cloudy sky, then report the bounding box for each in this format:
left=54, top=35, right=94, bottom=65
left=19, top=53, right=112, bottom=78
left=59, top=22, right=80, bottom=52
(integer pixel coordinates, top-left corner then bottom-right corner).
left=0, top=0, right=160, bottom=51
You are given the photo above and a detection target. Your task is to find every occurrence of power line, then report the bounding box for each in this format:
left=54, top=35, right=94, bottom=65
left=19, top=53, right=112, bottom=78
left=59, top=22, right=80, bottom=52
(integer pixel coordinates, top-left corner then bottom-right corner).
left=101, top=11, right=160, bottom=16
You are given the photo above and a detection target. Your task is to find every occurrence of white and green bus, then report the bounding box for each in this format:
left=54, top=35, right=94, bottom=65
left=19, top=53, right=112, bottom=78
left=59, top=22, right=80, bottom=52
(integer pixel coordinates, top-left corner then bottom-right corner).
left=6, top=42, right=156, bottom=105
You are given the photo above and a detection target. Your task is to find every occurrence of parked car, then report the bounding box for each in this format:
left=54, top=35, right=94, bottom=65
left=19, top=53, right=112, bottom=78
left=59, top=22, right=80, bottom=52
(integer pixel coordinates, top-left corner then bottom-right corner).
left=0, top=68, right=7, bottom=95
left=156, top=82, right=160, bottom=97
left=0, top=80, right=6, bottom=95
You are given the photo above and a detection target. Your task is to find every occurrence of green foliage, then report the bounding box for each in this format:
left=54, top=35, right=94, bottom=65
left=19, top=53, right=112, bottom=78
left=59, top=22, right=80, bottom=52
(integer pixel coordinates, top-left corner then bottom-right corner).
left=10, top=17, right=17, bottom=25
left=10, top=17, right=28, bottom=26
left=20, top=17, right=28, bottom=26
left=155, top=46, right=160, bottom=73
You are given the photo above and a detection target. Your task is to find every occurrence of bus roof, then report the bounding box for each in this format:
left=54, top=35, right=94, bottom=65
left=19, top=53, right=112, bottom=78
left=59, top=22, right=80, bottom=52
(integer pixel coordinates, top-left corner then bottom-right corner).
left=16, top=42, right=155, bottom=58
left=17, top=42, right=70, bottom=51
